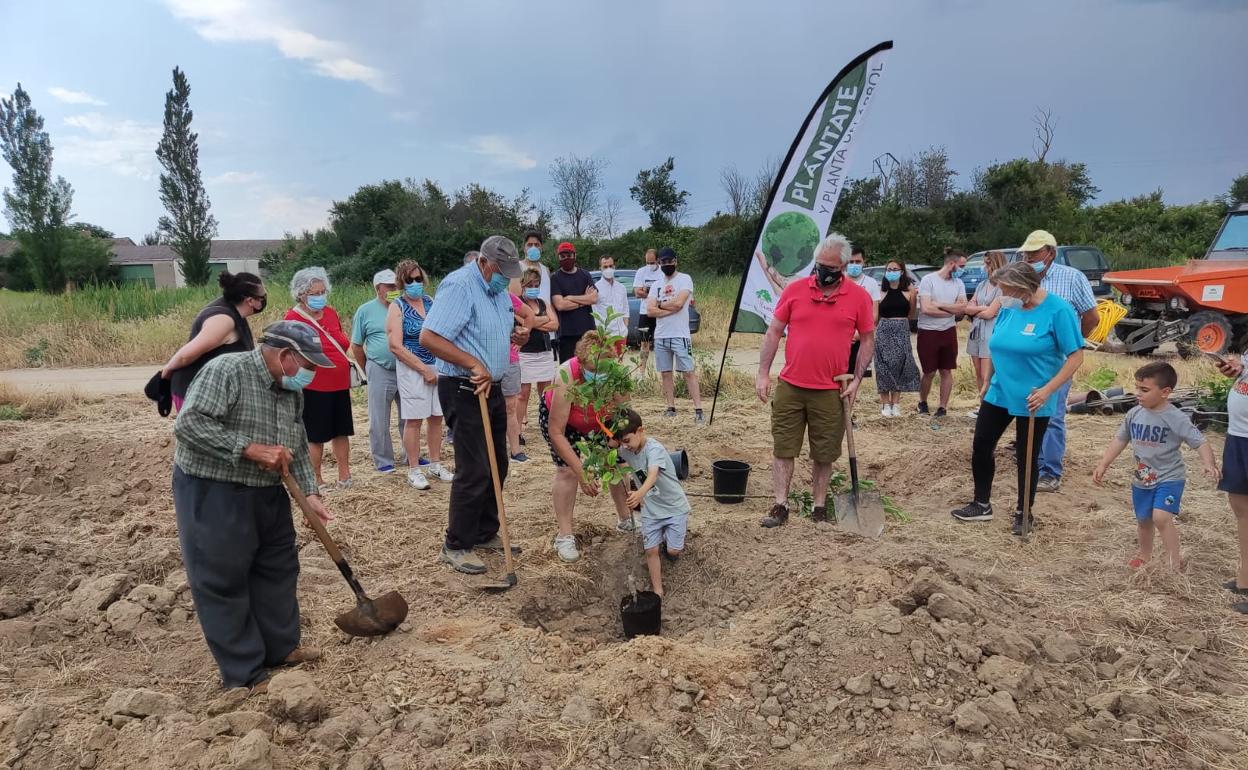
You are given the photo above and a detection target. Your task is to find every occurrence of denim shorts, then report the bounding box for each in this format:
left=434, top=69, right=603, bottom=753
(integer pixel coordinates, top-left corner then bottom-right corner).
left=1131, top=480, right=1185, bottom=522
left=654, top=337, right=694, bottom=373
left=641, top=513, right=688, bottom=551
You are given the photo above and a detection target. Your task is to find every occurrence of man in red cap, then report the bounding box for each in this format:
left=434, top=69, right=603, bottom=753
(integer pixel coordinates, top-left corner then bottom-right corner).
left=550, top=241, right=599, bottom=362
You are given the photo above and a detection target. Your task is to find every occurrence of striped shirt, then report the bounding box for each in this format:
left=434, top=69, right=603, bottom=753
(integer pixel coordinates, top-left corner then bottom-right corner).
left=173, top=349, right=319, bottom=496
left=1041, top=263, right=1097, bottom=315
left=422, top=263, right=513, bottom=379
left=399, top=296, right=435, bottom=365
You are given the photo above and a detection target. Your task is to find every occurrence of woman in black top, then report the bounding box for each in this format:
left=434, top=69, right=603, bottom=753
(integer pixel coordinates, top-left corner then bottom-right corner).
left=163, top=271, right=267, bottom=410
left=873, top=259, right=921, bottom=417
left=516, top=267, right=560, bottom=440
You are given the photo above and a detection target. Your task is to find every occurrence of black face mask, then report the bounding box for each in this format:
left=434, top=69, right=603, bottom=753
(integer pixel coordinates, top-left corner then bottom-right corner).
left=814, top=264, right=842, bottom=287
left=660, top=264, right=677, bottom=276
left=251, top=294, right=267, bottom=312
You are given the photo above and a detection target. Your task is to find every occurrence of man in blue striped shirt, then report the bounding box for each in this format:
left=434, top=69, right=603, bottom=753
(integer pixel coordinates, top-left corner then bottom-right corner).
left=422, top=235, right=525, bottom=574
left=1018, top=230, right=1100, bottom=494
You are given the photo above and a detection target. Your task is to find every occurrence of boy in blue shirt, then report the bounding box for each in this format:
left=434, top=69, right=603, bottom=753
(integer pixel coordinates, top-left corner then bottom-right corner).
left=1094, top=362, right=1219, bottom=571
left=611, top=408, right=690, bottom=598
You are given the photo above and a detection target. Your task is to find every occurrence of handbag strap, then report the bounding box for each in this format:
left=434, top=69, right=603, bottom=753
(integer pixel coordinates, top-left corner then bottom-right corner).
left=293, top=306, right=362, bottom=377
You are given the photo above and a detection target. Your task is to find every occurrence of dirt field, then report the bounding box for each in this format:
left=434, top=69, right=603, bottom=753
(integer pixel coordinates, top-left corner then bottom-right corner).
left=1, top=381, right=1246, bottom=770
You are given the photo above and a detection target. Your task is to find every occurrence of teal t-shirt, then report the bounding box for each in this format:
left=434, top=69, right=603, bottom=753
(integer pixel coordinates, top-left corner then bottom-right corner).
left=351, top=298, right=395, bottom=369
left=984, top=293, right=1083, bottom=417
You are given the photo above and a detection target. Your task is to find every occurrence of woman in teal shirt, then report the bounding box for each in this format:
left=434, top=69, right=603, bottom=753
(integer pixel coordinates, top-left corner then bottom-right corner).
left=951, top=261, right=1084, bottom=534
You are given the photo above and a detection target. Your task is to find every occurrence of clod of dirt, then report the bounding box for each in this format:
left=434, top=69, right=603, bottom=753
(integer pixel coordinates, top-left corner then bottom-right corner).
left=103, top=688, right=181, bottom=720
left=1119, top=692, right=1162, bottom=721
left=266, top=671, right=327, bottom=724
left=954, top=690, right=1021, bottom=735
left=311, top=712, right=362, bottom=750
left=559, top=694, right=603, bottom=725
left=0, top=592, right=32, bottom=619
left=1041, top=631, right=1082, bottom=663
left=206, top=689, right=250, bottom=717
left=229, top=729, right=274, bottom=770
left=105, top=600, right=149, bottom=636
left=1198, top=729, right=1240, bottom=753
left=12, top=704, right=56, bottom=746
left=0, top=448, right=15, bottom=464
left=976, top=656, right=1037, bottom=698
left=1166, top=629, right=1209, bottom=649
left=978, top=624, right=1038, bottom=662
left=844, top=673, right=873, bottom=695
left=61, top=573, right=132, bottom=619
left=481, top=681, right=508, bottom=707
left=926, top=592, right=975, bottom=623
left=127, top=584, right=177, bottom=612
left=0, top=618, right=35, bottom=646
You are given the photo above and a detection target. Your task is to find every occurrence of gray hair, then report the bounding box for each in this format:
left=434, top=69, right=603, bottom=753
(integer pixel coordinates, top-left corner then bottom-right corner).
left=813, top=232, right=852, bottom=265
left=464, top=250, right=480, bottom=266
left=289, top=266, right=330, bottom=301
left=992, top=260, right=1042, bottom=295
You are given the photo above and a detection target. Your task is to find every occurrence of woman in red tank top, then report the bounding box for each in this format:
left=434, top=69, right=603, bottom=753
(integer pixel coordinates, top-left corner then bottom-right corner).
left=540, top=332, right=633, bottom=563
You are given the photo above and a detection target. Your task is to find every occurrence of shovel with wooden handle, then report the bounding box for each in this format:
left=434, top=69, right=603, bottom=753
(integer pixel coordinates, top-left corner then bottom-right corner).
left=477, top=390, right=518, bottom=591
left=832, top=374, right=886, bottom=539
left=1021, top=412, right=1037, bottom=543
left=281, top=475, right=408, bottom=636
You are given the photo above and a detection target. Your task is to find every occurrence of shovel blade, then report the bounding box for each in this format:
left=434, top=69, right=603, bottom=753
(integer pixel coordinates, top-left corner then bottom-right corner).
left=333, top=590, right=408, bottom=637
left=478, top=572, right=518, bottom=593
left=833, top=490, right=886, bottom=539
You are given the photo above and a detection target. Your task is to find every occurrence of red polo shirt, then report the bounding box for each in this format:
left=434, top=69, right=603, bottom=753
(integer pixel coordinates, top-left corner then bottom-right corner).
left=774, top=276, right=875, bottom=390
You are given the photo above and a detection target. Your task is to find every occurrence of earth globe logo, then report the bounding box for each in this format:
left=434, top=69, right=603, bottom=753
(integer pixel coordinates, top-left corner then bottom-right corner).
left=761, top=211, right=820, bottom=277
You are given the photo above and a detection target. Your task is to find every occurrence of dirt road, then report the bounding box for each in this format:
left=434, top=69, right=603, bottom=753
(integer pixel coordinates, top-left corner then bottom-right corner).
left=0, top=364, right=156, bottom=395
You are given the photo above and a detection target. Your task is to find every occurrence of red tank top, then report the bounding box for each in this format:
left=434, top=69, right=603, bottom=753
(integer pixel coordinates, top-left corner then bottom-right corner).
left=543, top=358, right=603, bottom=434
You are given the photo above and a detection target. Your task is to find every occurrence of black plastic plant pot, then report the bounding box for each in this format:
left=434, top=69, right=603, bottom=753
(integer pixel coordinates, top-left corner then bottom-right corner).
left=712, top=460, right=751, bottom=504
left=670, top=450, right=689, bottom=481
left=620, top=590, right=662, bottom=639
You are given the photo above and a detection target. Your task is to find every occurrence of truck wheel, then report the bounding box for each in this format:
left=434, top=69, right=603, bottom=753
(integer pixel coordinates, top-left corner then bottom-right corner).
left=1179, top=311, right=1233, bottom=357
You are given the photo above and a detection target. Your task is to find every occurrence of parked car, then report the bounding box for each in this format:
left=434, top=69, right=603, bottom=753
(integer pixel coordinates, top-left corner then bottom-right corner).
left=969, top=246, right=1112, bottom=298
left=861, top=263, right=934, bottom=286
left=960, top=255, right=987, bottom=297
left=588, top=269, right=701, bottom=347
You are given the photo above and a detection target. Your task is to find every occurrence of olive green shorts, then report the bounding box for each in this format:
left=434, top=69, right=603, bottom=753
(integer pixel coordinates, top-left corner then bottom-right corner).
left=771, top=379, right=845, bottom=463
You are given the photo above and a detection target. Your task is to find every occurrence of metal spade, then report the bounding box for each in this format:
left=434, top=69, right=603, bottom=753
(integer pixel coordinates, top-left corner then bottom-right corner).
left=832, top=374, right=886, bottom=539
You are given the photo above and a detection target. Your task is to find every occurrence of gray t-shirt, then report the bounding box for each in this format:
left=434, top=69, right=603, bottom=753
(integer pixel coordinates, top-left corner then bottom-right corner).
left=1115, top=404, right=1206, bottom=488
left=619, top=437, right=689, bottom=520
left=971, top=282, right=1001, bottom=341
left=917, top=272, right=967, bottom=331
left=1228, top=353, right=1248, bottom=438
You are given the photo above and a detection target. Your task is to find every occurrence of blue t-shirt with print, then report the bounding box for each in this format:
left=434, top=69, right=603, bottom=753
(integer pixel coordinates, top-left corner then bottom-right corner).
left=984, top=293, right=1083, bottom=417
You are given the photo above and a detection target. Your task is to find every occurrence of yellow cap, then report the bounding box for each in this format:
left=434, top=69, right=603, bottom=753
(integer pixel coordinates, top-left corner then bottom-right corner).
left=1018, top=229, right=1057, bottom=252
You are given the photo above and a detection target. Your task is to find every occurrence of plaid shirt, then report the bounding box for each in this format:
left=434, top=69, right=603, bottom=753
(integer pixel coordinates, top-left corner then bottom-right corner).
left=1041, top=263, right=1097, bottom=315
left=173, top=349, right=319, bottom=495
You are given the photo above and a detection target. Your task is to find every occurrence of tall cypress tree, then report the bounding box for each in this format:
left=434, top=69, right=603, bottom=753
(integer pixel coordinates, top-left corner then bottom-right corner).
left=156, top=67, right=216, bottom=286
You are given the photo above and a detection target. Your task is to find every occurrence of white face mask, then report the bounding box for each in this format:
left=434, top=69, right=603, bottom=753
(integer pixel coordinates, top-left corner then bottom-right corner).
left=601, top=267, right=615, bottom=280
left=998, top=295, right=1025, bottom=310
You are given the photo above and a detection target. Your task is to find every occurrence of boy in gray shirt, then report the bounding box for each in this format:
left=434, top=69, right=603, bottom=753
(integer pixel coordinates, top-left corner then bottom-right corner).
left=611, top=408, right=690, bottom=598
left=1094, top=362, right=1219, bottom=571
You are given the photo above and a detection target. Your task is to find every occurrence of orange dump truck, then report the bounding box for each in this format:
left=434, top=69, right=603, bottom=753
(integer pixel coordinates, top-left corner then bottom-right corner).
left=1105, top=203, right=1248, bottom=356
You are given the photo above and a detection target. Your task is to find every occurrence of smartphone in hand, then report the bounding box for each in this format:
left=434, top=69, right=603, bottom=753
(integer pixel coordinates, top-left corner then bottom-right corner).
left=1204, top=351, right=1228, bottom=366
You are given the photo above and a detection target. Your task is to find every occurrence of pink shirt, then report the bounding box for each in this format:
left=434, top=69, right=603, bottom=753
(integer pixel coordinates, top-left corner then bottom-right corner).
left=773, top=276, right=875, bottom=390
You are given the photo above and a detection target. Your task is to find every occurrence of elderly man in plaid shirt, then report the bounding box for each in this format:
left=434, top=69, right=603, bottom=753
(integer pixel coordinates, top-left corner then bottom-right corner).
left=172, top=321, right=335, bottom=691
left=1017, top=230, right=1101, bottom=494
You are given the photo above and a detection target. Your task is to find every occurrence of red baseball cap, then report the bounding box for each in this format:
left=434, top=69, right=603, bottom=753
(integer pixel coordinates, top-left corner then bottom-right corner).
left=557, top=242, right=576, bottom=255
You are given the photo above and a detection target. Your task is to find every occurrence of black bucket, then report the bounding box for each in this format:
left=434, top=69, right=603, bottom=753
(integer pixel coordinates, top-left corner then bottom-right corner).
left=620, top=591, right=662, bottom=638
left=712, top=460, right=751, bottom=504
left=670, top=449, right=689, bottom=481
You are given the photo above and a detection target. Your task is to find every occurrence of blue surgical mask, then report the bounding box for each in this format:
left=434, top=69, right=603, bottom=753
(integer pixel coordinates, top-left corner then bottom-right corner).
left=953, top=267, right=966, bottom=278
left=405, top=283, right=424, bottom=298
left=884, top=270, right=902, bottom=282
left=998, top=295, right=1025, bottom=310
left=487, top=271, right=509, bottom=295
left=582, top=369, right=604, bottom=383
left=282, top=366, right=315, bottom=391
left=306, top=294, right=327, bottom=311
left=526, top=246, right=541, bottom=261
left=524, top=287, right=540, bottom=299
left=846, top=263, right=863, bottom=278
left=1030, top=260, right=1046, bottom=273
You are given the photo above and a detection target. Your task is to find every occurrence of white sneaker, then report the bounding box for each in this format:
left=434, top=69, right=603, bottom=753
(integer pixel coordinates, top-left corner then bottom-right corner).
left=880, top=405, right=890, bottom=418
left=426, top=462, right=454, bottom=482
left=407, top=469, right=430, bottom=490
left=553, top=534, right=580, bottom=563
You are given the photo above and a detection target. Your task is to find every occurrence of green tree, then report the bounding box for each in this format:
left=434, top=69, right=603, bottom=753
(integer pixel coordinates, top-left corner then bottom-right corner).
left=1230, top=173, right=1248, bottom=207
left=156, top=67, right=217, bottom=286
left=73, top=222, right=114, bottom=239
left=0, top=83, right=75, bottom=292
left=629, top=156, right=689, bottom=231
left=61, top=228, right=116, bottom=286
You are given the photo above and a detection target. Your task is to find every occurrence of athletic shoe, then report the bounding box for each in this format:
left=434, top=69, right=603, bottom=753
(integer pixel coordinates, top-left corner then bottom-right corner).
left=759, top=503, right=789, bottom=528
left=553, top=534, right=580, bottom=563
left=934, top=407, right=947, bottom=419
left=1036, top=476, right=1061, bottom=493
left=616, top=516, right=638, bottom=533
left=694, top=409, right=705, bottom=425
left=967, top=408, right=980, bottom=419
left=664, top=407, right=677, bottom=418
left=426, top=462, right=454, bottom=482
left=811, top=505, right=829, bottom=523
left=1233, top=602, right=1248, bottom=615
left=336, top=478, right=354, bottom=490
left=1012, top=511, right=1040, bottom=536
left=880, top=406, right=890, bottom=418
left=446, top=430, right=454, bottom=445
left=950, top=501, right=993, bottom=522
left=888, top=404, right=900, bottom=417
left=510, top=452, right=530, bottom=464
left=917, top=401, right=930, bottom=415
left=408, top=469, right=430, bottom=490
left=441, top=546, right=486, bottom=574
left=475, top=535, right=522, bottom=555
left=377, top=465, right=396, bottom=474
left=1223, top=579, right=1248, bottom=596
left=418, top=457, right=430, bottom=466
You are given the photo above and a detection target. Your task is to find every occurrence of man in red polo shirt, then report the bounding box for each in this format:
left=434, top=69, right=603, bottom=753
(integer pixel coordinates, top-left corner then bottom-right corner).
left=755, top=232, right=875, bottom=527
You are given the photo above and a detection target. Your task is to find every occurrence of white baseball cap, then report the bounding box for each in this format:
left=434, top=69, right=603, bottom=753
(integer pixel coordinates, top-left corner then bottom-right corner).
left=372, top=269, right=397, bottom=287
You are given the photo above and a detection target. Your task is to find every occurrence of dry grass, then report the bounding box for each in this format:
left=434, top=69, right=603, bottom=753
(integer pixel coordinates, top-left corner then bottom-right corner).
left=0, top=381, right=91, bottom=420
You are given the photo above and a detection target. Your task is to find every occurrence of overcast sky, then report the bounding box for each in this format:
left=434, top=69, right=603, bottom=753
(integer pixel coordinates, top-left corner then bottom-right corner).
left=1, top=0, right=1245, bottom=241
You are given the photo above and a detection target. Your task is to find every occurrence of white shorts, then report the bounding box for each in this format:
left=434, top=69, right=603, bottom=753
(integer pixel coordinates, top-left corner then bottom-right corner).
left=397, top=360, right=443, bottom=419
left=518, top=350, right=556, bottom=385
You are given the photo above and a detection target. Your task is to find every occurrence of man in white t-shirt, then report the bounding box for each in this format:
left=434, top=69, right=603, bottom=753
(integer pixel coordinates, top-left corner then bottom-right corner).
left=634, top=248, right=662, bottom=371
left=916, top=251, right=968, bottom=418
left=647, top=247, right=703, bottom=425
left=593, top=254, right=630, bottom=340
left=521, top=229, right=552, bottom=306
left=846, top=246, right=881, bottom=379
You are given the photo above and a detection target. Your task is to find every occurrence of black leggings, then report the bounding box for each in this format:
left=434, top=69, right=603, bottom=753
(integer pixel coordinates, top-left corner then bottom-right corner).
left=972, top=401, right=1050, bottom=513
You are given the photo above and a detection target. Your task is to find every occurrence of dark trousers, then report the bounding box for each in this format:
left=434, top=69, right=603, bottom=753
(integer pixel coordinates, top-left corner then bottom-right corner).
left=557, top=333, right=583, bottom=363
left=848, top=340, right=872, bottom=378
left=971, top=402, right=1050, bottom=513
left=438, top=378, right=509, bottom=550
left=173, top=466, right=300, bottom=688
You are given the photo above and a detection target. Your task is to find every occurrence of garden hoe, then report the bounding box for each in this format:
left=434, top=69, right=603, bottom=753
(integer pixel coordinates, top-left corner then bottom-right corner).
left=282, top=475, right=408, bottom=636
left=832, top=374, right=886, bottom=539
left=477, top=390, right=518, bottom=592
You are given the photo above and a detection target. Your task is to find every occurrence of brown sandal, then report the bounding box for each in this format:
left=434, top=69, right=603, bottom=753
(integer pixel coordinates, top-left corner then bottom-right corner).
left=281, top=647, right=322, bottom=666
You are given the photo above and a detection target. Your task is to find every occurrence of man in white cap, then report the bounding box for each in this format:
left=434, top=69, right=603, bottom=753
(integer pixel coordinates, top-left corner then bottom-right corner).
left=351, top=269, right=406, bottom=473
left=1017, top=229, right=1100, bottom=493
